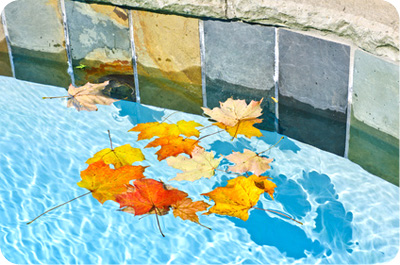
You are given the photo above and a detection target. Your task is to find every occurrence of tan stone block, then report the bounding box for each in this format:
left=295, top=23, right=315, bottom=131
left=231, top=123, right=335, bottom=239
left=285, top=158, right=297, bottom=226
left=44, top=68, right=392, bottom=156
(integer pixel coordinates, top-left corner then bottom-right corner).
left=132, top=10, right=201, bottom=86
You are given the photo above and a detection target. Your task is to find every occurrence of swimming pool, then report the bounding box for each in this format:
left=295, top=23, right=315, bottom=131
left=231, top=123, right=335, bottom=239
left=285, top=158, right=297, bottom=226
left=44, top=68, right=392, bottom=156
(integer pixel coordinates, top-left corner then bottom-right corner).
left=0, top=75, right=399, bottom=264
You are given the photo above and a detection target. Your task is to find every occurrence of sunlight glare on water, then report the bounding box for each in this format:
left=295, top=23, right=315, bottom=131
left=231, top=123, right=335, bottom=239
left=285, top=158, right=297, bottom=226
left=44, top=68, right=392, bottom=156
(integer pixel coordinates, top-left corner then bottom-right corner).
left=0, top=76, right=399, bottom=264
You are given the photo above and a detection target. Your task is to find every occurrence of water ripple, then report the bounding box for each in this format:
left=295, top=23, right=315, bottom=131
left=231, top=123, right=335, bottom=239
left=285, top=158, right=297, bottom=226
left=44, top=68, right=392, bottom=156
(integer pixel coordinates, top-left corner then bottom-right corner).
left=0, top=77, right=399, bottom=264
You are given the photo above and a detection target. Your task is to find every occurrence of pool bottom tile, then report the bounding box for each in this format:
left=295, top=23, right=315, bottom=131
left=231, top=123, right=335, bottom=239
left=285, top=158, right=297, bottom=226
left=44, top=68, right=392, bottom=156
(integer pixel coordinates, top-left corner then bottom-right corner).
left=138, top=63, right=203, bottom=115
left=205, top=77, right=276, bottom=132
left=0, top=51, right=12, bottom=77
left=138, top=75, right=203, bottom=115
left=11, top=46, right=71, bottom=88
left=278, top=95, right=347, bottom=156
left=348, top=113, right=399, bottom=186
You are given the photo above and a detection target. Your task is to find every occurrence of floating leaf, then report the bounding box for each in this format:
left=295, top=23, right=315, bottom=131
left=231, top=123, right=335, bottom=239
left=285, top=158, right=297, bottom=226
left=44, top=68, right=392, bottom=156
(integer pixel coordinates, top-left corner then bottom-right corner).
left=172, top=197, right=210, bottom=226
left=115, top=178, right=188, bottom=216
left=86, top=144, right=145, bottom=169
left=166, top=146, right=222, bottom=181
left=67, top=81, right=117, bottom=111
left=248, top=175, right=277, bottom=199
left=201, top=176, right=264, bottom=221
left=225, top=149, right=273, bottom=176
left=129, top=120, right=203, bottom=140
left=214, top=119, right=263, bottom=139
left=202, top=98, right=263, bottom=127
left=202, top=98, right=263, bottom=139
left=145, top=136, right=200, bottom=161
left=77, top=160, right=146, bottom=204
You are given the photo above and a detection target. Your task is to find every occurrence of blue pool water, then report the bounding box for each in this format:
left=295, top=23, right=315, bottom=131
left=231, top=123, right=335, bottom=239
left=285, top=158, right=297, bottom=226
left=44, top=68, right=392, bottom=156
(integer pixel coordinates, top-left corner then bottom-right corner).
left=0, top=76, right=399, bottom=264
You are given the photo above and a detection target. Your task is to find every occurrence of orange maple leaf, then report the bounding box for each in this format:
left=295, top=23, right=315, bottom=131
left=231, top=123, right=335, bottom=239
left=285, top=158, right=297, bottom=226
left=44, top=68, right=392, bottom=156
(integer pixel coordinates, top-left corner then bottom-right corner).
left=145, top=136, right=200, bottom=161
left=202, top=98, right=263, bottom=139
left=128, top=120, right=203, bottom=140
left=116, top=179, right=188, bottom=237
left=116, top=178, right=188, bottom=216
left=77, top=160, right=146, bottom=204
left=171, top=197, right=211, bottom=228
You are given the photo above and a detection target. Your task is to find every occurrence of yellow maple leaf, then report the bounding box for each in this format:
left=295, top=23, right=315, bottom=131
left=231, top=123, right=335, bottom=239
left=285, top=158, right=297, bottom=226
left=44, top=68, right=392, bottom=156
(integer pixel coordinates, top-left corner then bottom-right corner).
left=128, top=120, right=203, bottom=140
left=248, top=175, right=277, bottom=199
left=166, top=146, right=222, bottom=181
left=201, top=176, right=264, bottom=221
left=77, top=160, right=146, bottom=204
left=214, top=119, right=263, bottom=139
left=86, top=144, right=145, bottom=169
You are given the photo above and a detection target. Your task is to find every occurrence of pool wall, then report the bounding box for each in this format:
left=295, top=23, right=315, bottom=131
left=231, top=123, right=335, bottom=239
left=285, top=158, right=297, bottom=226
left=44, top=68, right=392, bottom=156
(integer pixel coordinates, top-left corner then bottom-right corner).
left=0, top=0, right=399, bottom=185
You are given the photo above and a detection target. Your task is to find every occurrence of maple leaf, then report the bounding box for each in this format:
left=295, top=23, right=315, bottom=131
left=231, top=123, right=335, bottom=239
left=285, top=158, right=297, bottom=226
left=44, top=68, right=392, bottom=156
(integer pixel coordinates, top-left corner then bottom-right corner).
left=225, top=149, right=273, bottom=176
left=77, top=160, right=146, bottom=204
left=214, top=119, right=263, bottom=139
left=145, top=136, right=200, bottom=161
left=248, top=175, right=277, bottom=199
left=115, top=178, right=188, bottom=215
left=86, top=144, right=145, bottom=169
left=202, top=98, right=263, bottom=127
left=128, top=120, right=203, bottom=140
left=202, top=98, right=263, bottom=139
left=201, top=176, right=264, bottom=221
left=171, top=197, right=210, bottom=228
left=166, top=146, right=222, bottom=181
left=67, top=81, right=118, bottom=111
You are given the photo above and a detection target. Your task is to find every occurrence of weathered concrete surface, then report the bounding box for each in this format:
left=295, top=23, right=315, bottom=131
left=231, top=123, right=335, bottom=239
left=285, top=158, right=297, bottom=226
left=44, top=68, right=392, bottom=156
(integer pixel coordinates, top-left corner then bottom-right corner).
left=228, top=0, right=399, bottom=62
left=84, top=0, right=399, bottom=62
left=83, top=0, right=227, bottom=18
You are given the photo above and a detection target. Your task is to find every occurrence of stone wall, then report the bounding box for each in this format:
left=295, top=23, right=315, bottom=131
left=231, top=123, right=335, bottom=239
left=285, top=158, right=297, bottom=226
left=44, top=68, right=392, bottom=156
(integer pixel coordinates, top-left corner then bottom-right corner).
left=0, top=0, right=398, bottom=185
left=84, top=0, right=399, bottom=62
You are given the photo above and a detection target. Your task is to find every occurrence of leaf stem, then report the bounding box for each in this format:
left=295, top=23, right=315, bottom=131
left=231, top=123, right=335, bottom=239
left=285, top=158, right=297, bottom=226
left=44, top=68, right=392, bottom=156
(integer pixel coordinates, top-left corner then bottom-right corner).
left=196, top=130, right=224, bottom=142
left=108, top=130, right=113, bottom=150
left=154, top=207, right=165, bottom=237
left=257, top=136, right=284, bottom=156
left=42, top=96, right=71, bottom=99
left=198, top=124, right=214, bottom=131
left=160, top=111, right=179, bottom=123
left=196, top=222, right=212, bottom=230
left=231, top=120, right=241, bottom=141
left=215, top=168, right=241, bottom=176
left=27, top=191, right=92, bottom=225
left=253, top=207, right=303, bottom=225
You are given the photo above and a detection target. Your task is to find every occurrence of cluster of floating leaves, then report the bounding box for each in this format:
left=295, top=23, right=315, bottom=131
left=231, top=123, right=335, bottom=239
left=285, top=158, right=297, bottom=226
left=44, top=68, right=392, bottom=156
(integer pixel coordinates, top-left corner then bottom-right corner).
left=32, top=82, right=302, bottom=237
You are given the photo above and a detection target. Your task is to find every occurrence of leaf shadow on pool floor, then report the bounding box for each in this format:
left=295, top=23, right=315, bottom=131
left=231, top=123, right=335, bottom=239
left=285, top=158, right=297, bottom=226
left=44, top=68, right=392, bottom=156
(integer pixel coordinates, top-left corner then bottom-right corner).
left=257, top=130, right=301, bottom=154
left=208, top=137, right=253, bottom=156
left=113, top=100, right=165, bottom=125
left=209, top=171, right=355, bottom=260
left=298, top=171, right=355, bottom=253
